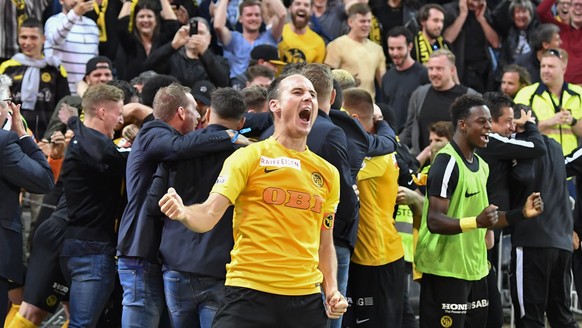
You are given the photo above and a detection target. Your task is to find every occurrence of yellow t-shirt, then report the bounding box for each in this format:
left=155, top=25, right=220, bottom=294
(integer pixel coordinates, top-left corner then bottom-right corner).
left=352, top=153, right=404, bottom=266
left=324, top=35, right=386, bottom=99
left=211, top=137, right=340, bottom=295
left=278, top=23, right=326, bottom=64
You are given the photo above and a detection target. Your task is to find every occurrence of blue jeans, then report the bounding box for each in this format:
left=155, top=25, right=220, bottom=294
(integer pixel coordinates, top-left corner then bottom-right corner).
left=330, top=244, right=350, bottom=328
left=118, top=257, right=165, bottom=328
left=64, top=254, right=116, bottom=328
left=163, top=270, right=225, bottom=328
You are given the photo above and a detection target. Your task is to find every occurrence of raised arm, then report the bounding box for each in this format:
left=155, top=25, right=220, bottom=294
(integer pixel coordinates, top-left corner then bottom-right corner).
left=475, top=2, right=500, bottom=48
left=45, top=1, right=95, bottom=46
left=267, top=0, right=287, bottom=41
left=160, top=0, right=178, bottom=20
left=214, top=0, right=233, bottom=46
left=2, top=103, right=54, bottom=193
left=159, top=188, right=231, bottom=232
left=443, top=0, right=468, bottom=44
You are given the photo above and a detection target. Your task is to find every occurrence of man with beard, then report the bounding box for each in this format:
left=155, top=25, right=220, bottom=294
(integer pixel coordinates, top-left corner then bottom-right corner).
left=381, top=26, right=429, bottom=133
left=214, top=0, right=287, bottom=81
left=278, top=0, right=326, bottom=64
left=412, top=4, right=451, bottom=64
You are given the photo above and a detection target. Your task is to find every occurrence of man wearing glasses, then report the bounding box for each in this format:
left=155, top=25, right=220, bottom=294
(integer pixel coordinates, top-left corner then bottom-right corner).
left=514, top=48, right=582, bottom=155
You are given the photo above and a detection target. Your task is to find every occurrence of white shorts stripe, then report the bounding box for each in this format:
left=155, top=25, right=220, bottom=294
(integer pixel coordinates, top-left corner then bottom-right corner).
left=516, top=247, right=525, bottom=318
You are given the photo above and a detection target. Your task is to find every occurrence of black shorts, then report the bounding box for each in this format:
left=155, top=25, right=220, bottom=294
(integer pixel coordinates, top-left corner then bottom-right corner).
left=23, top=207, right=69, bottom=313
left=345, top=258, right=405, bottom=327
left=212, top=286, right=328, bottom=328
left=419, top=274, right=488, bottom=328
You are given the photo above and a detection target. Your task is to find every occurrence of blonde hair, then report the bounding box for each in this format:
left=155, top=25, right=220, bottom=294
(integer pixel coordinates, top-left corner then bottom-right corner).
left=82, top=84, right=124, bottom=118
left=430, top=49, right=456, bottom=66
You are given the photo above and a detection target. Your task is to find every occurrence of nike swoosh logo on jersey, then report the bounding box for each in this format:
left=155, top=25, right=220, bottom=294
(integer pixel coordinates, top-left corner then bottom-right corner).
left=356, top=318, right=370, bottom=324
left=264, top=167, right=281, bottom=173
left=465, top=191, right=479, bottom=197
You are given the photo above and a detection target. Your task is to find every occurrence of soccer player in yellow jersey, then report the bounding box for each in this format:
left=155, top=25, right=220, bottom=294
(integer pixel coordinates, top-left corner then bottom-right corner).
left=159, top=74, right=349, bottom=327
left=341, top=88, right=405, bottom=327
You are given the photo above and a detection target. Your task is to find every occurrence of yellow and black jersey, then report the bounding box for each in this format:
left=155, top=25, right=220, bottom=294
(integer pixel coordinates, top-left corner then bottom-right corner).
left=352, top=153, right=404, bottom=266
left=0, top=59, right=69, bottom=137
left=211, top=137, right=340, bottom=296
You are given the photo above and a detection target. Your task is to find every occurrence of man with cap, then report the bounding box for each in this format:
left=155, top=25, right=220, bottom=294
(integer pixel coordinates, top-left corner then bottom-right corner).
left=191, top=80, right=216, bottom=129
left=0, top=17, right=70, bottom=139
left=76, top=56, right=115, bottom=97
left=43, top=55, right=115, bottom=140
left=231, top=44, right=285, bottom=90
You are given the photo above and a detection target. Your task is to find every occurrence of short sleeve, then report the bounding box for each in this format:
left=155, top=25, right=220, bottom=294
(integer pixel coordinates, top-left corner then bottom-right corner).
left=426, top=153, right=458, bottom=199
left=210, top=147, right=255, bottom=204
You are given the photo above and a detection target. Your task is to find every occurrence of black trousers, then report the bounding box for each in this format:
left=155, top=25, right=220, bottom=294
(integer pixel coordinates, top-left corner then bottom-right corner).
left=510, top=247, right=578, bottom=328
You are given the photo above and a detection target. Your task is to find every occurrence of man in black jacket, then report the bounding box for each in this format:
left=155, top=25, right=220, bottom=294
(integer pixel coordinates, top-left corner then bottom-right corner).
left=476, top=92, right=547, bottom=328
left=510, top=110, right=579, bottom=328
left=58, top=84, right=128, bottom=328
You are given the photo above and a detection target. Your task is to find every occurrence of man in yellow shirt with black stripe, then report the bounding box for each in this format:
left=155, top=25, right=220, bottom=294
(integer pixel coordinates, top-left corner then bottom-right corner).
left=159, top=74, right=348, bottom=327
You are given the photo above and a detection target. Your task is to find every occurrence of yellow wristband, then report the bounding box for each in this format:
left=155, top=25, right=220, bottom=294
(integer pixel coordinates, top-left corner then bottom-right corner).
left=459, top=217, right=477, bottom=232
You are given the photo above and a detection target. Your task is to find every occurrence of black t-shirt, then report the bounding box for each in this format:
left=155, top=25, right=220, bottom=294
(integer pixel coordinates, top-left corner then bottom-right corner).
left=463, top=13, right=489, bottom=63
left=418, top=84, right=467, bottom=150
left=381, top=62, right=429, bottom=133
left=371, top=1, right=403, bottom=33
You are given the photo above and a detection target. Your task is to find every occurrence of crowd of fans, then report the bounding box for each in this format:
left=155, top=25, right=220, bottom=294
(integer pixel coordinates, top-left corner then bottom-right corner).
left=2, top=0, right=582, bottom=326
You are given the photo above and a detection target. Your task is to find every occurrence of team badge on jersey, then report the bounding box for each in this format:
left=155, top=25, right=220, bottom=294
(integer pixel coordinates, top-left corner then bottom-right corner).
left=440, top=315, right=453, bottom=327
left=41, top=72, right=52, bottom=83
left=311, top=172, right=324, bottom=188
left=46, top=295, right=57, bottom=307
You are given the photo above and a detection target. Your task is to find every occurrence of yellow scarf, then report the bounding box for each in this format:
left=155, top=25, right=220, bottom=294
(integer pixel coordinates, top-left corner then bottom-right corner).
left=414, top=31, right=448, bottom=64
left=128, top=0, right=139, bottom=33
left=94, top=0, right=108, bottom=42
left=368, top=16, right=382, bottom=46
left=11, top=0, right=28, bottom=28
